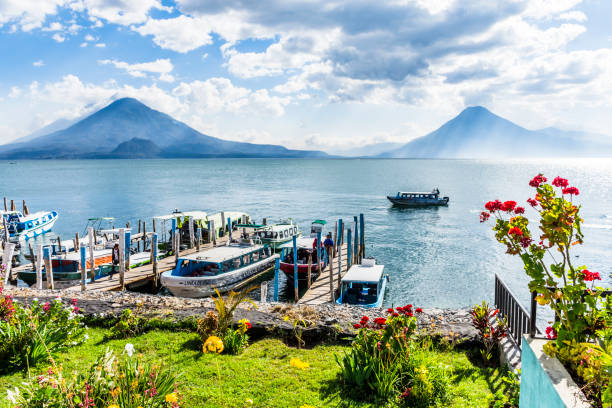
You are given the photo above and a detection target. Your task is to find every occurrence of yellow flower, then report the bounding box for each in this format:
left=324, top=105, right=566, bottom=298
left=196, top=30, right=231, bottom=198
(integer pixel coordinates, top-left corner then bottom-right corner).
left=110, top=387, right=121, bottom=398
left=245, top=398, right=253, bottom=404
left=284, top=316, right=290, bottom=322
left=108, top=405, right=119, bottom=408
left=203, top=336, right=224, bottom=354
left=165, top=393, right=178, bottom=403
left=300, top=405, right=317, bottom=408
left=290, top=357, right=310, bottom=370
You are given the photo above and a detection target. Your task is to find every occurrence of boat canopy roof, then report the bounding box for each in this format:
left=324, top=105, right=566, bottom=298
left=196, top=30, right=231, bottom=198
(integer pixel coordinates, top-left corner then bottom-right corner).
left=88, top=217, right=115, bottom=221
left=154, top=211, right=208, bottom=221
left=398, top=191, right=438, bottom=195
left=341, top=264, right=385, bottom=283
left=278, top=237, right=316, bottom=249
left=181, top=243, right=264, bottom=263
left=312, top=219, right=326, bottom=225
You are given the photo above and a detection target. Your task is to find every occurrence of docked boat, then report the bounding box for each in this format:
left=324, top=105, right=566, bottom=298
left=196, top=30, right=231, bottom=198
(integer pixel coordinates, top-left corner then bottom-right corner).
left=336, top=259, right=389, bottom=308
left=278, top=237, right=324, bottom=284
left=2, top=210, right=58, bottom=240
left=387, top=188, right=449, bottom=207
left=253, top=219, right=301, bottom=250
left=160, top=240, right=278, bottom=298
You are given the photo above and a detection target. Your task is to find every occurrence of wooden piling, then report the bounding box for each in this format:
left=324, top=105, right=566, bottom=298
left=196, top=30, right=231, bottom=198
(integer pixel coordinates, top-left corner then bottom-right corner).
left=328, top=247, right=334, bottom=302
left=347, top=228, right=352, bottom=268
left=88, top=227, right=95, bottom=282
left=57, top=235, right=62, bottom=254
left=293, top=235, right=298, bottom=302
left=273, top=257, right=279, bottom=301
left=2, top=243, right=15, bottom=286
left=43, top=246, right=53, bottom=290
left=22, top=200, right=29, bottom=215
left=2, top=218, right=8, bottom=243
left=119, top=228, right=126, bottom=290
left=211, top=220, right=216, bottom=245
left=74, top=232, right=80, bottom=251
left=142, top=222, right=146, bottom=251
left=28, top=243, right=37, bottom=273
left=360, top=213, right=365, bottom=259
left=80, top=246, right=87, bottom=291
left=174, top=233, right=179, bottom=265
left=10, top=199, right=15, bottom=211
left=333, top=221, right=338, bottom=255
left=337, top=239, right=342, bottom=289
left=307, top=253, right=312, bottom=289
left=35, top=244, right=43, bottom=290
left=152, top=218, right=156, bottom=233
left=152, top=233, right=159, bottom=287
left=196, top=228, right=201, bottom=252
left=125, top=230, right=131, bottom=279
left=189, top=217, right=195, bottom=248
left=3, top=197, right=6, bottom=211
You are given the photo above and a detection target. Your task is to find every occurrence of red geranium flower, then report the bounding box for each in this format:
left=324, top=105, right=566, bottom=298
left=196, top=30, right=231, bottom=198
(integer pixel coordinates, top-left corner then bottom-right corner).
left=42, top=302, right=51, bottom=312
left=353, top=323, right=361, bottom=329
left=374, top=317, right=387, bottom=326
left=581, top=270, right=601, bottom=282
left=529, top=174, right=547, bottom=187
left=415, top=308, right=423, bottom=313
left=546, top=326, right=557, bottom=339
left=392, top=312, right=399, bottom=317
left=527, top=198, right=538, bottom=207
left=245, top=322, right=252, bottom=329
left=386, top=308, right=394, bottom=314
left=500, top=201, right=517, bottom=212
left=508, top=227, right=523, bottom=236
left=552, top=177, right=569, bottom=188
left=520, top=237, right=533, bottom=248
left=485, top=200, right=502, bottom=212
left=562, top=186, right=579, bottom=195
left=71, top=298, right=78, bottom=306
left=514, top=207, right=525, bottom=214
left=479, top=211, right=490, bottom=223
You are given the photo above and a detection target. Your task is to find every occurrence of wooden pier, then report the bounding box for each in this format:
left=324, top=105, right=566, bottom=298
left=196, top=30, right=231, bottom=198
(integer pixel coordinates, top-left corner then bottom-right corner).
left=66, top=234, right=234, bottom=292
left=298, top=242, right=350, bottom=305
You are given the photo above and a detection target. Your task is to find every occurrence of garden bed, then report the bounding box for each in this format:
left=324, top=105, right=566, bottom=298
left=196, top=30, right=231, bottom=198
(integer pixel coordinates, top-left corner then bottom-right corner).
left=0, top=327, right=515, bottom=407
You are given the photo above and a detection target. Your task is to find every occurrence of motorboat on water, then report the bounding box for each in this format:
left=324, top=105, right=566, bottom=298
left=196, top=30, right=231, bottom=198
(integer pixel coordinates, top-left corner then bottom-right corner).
left=387, top=188, right=449, bottom=207
left=160, top=240, right=279, bottom=298
left=278, top=236, right=324, bottom=284
left=1, top=210, right=58, bottom=240
left=253, top=219, right=301, bottom=251
left=336, top=258, right=389, bottom=308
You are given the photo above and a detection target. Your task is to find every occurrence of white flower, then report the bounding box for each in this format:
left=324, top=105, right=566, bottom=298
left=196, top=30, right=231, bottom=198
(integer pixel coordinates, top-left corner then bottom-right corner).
left=6, top=387, right=20, bottom=404
left=124, top=343, right=135, bottom=357
left=84, top=334, right=89, bottom=340
left=33, top=298, right=39, bottom=302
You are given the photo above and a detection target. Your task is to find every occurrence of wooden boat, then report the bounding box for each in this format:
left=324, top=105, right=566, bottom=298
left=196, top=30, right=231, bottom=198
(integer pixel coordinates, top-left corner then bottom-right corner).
left=18, top=250, right=156, bottom=286
left=336, top=259, right=389, bottom=308
left=160, top=240, right=278, bottom=298
left=387, top=188, right=449, bottom=207
left=278, top=237, right=324, bottom=284
left=253, top=219, right=301, bottom=250
left=2, top=210, right=58, bottom=240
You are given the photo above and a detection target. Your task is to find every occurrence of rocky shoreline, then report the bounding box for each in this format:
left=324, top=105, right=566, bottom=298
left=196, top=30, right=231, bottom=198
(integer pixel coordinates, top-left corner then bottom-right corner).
left=3, top=286, right=479, bottom=345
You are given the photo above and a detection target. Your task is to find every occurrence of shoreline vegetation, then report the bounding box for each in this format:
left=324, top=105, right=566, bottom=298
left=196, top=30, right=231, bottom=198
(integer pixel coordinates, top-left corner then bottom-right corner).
left=0, top=287, right=515, bottom=407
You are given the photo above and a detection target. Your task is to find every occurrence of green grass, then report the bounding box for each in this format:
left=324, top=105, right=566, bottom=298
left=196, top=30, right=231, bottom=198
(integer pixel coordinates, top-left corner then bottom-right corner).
left=0, top=329, right=510, bottom=407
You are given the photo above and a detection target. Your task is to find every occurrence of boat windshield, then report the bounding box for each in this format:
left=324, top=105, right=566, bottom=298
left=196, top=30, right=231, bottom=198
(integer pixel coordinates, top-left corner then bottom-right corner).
left=341, top=282, right=378, bottom=305
left=176, top=260, right=220, bottom=277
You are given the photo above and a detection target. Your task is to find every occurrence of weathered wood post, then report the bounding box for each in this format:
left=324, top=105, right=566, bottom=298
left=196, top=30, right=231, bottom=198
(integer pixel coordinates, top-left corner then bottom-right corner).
left=171, top=217, right=177, bottom=256
left=360, top=213, right=365, bottom=260
left=35, top=244, right=43, bottom=290
left=138, top=220, right=142, bottom=251
left=88, top=227, right=95, bottom=282
left=307, top=253, right=312, bottom=289
left=260, top=281, right=268, bottom=303
left=220, top=212, right=225, bottom=235
left=347, top=228, right=352, bottom=268
left=80, top=246, right=87, bottom=291
left=57, top=235, right=62, bottom=254
left=2, top=218, right=9, bottom=243
left=211, top=220, right=216, bottom=246
left=2, top=243, right=15, bottom=286
left=119, top=228, right=126, bottom=290
left=10, top=199, right=15, bottom=211
left=338, top=219, right=343, bottom=245
left=74, top=232, right=80, bottom=251
left=317, top=231, right=322, bottom=269
left=189, top=217, right=195, bottom=248
left=333, top=221, right=338, bottom=255
left=22, top=200, right=28, bottom=215
left=3, top=197, right=6, bottom=211
left=125, top=230, right=131, bottom=276
left=328, top=247, right=335, bottom=302
left=196, top=228, right=201, bottom=252
left=43, top=246, right=53, bottom=289
left=273, top=257, right=280, bottom=302
left=28, top=243, right=37, bottom=273
left=354, top=216, right=359, bottom=264
left=293, top=235, right=298, bottom=302
left=152, top=233, right=159, bottom=286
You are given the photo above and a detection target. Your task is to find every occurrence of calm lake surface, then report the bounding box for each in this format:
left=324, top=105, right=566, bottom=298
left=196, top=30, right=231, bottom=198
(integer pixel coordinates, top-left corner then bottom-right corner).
left=2, top=158, right=610, bottom=309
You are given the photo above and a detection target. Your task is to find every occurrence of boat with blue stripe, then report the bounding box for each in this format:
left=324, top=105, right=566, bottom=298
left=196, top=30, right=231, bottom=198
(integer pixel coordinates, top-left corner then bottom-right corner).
left=2, top=210, right=58, bottom=240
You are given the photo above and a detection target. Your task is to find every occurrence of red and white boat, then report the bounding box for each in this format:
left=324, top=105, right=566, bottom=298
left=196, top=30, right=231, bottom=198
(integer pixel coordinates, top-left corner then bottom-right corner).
left=279, top=236, right=324, bottom=284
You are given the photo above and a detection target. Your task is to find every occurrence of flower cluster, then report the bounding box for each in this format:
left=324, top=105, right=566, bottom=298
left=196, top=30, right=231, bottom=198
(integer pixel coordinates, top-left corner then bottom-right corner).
left=546, top=326, right=557, bottom=340
left=202, top=335, right=224, bottom=354
left=0, top=287, right=15, bottom=322
left=581, top=270, right=601, bottom=282
left=470, top=301, right=507, bottom=363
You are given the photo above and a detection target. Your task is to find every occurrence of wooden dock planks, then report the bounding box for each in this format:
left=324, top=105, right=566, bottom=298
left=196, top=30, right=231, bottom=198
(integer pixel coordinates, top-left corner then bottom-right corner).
left=298, top=243, right=349, bottom=305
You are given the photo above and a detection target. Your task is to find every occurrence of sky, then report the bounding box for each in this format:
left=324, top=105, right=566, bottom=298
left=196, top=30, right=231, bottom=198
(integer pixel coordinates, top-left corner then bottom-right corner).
left=1, top=0, right=612, bottom=151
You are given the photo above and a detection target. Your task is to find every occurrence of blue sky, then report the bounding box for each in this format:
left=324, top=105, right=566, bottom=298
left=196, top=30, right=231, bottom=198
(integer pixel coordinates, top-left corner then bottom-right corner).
left=1, top=0, right=612, bottom=151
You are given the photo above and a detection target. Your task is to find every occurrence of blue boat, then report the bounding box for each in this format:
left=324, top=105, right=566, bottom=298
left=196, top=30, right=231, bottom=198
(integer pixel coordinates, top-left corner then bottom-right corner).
left=336, top=259, right=389, bottom=308
left=2, top=210, right=58, bottom=240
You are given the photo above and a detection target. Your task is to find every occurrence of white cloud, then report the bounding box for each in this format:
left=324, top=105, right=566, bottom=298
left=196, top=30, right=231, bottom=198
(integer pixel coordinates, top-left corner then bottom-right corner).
left=95, top=43, right=106, bottom=47
left=33, top=60, right=44, bottom=67
left=0, top=0, right=69, bottom=31
left=52, top=33, right=65, bottom=42
left=84, top=34, right=96, bottom=41
left=82, top=0, right=169, bottom=26
left=80, top=42, right=88, bottom=47
left=42, top=22, right=63, bottom=31
left=99, top=58, right=174, bottom=81
left=132, top=15, right=213, bottom=53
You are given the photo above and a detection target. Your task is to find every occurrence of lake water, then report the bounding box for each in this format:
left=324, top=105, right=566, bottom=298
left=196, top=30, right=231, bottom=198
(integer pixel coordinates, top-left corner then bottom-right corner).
left=2, top=158, right=610, bottom=309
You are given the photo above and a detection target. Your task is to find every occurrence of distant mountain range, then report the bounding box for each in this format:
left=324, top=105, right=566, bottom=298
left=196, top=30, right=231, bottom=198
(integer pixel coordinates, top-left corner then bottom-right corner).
left=1, top=101, right=611, bottom=159
left=378, top=106, right=612, bottom=158
left=0, top=98, right=328, bottom=159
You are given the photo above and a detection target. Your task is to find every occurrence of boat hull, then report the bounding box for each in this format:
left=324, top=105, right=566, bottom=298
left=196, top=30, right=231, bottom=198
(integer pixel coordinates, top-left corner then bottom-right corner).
left=279, top=261, right=323, bottom=283
left=387, top=196, right=449, bottom=207
left=161, top=254, right=279, bottom=298
left=336, top=275, right=389, bottom=308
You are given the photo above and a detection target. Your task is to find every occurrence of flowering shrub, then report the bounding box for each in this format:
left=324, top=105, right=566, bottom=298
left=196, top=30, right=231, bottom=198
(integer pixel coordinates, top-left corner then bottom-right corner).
left=0, top=287, right=16, bottom=322
left=6, top=343, right=182, bottom=408
left=336, top=306, right=449, bottom=406
left=0, top=296, right=86, bottom=373
left=470, top=301, right=507, bottom=364
left=482, top=174, right=611, bottom=405
left=109, top=308, right=144, bottom=339
left=222, top=318, right=251, bottom=354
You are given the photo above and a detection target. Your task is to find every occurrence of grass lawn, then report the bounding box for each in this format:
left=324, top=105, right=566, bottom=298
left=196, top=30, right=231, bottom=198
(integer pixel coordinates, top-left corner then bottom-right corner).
left=0, top=328, right=510, bottom=407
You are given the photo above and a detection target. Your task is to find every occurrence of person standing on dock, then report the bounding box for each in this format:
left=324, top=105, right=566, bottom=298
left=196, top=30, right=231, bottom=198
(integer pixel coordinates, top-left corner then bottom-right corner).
left=110, top=243, right=120, bottom=279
